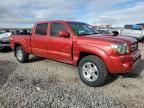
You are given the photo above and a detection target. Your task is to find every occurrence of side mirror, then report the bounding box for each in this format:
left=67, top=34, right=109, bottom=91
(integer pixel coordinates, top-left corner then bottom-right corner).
left=58, top=31, right=70, bottom=38
left=112, top=31, right=119, bottom=36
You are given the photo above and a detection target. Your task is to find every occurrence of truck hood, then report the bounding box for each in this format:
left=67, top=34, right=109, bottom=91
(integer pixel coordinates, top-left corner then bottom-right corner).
left=0, top=33, right=11, bottom=42
left=78, top=34, right=137, bottom=45
left=0, top=33, right=11, bottom=38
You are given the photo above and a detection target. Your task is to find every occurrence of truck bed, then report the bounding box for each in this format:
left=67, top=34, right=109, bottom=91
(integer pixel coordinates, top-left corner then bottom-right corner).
left=10, top=35, right=31, bottom=53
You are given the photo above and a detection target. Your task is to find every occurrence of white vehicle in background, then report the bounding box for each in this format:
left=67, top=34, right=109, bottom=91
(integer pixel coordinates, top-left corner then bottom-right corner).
left=0, top=30, right=12, bottom=50
left=120, top=24, right=144, bottom=42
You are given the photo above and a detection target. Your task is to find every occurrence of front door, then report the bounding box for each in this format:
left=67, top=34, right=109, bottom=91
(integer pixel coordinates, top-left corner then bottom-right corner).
left=48, top=22, right=73, bottom=63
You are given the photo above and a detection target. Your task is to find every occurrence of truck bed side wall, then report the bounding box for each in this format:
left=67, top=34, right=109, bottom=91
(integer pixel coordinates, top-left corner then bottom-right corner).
left=11, top=35, right=31, bottom=53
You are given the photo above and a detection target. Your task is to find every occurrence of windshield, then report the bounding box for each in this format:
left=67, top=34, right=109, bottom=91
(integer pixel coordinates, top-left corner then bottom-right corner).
left=67, top=22, right=98, bottom=36
left=97, top=30, right=112, bottom=34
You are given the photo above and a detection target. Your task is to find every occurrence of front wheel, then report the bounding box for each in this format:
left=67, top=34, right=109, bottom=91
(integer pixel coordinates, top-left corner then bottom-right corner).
left=15, top=46, right=29, bottom=63
left=78, top=55, right=108, bottom=87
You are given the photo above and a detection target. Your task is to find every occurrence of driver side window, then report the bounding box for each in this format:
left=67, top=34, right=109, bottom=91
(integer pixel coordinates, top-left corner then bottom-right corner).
left=50, top=23, right=67, bottom=37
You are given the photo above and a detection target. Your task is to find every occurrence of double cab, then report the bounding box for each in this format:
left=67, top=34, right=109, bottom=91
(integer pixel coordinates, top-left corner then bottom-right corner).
left=10, top=20, right=141, bottom=87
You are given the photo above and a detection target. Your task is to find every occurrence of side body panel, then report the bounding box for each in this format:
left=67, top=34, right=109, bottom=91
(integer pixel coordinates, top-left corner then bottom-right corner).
left=10, top=35, right=31, bottom=53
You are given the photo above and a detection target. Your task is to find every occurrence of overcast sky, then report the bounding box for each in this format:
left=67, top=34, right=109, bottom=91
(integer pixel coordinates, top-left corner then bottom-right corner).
left=0, top=0, right=144, bottom=28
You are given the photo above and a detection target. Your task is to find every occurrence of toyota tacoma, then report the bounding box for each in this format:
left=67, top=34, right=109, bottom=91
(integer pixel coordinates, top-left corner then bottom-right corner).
left=10, top=20, right=141, bottom=87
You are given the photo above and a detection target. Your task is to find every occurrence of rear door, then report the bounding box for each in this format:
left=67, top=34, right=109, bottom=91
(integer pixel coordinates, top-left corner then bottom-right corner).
left=31, top=23, right=50, bottom=57
left=48, top=22, right=73, bottom=63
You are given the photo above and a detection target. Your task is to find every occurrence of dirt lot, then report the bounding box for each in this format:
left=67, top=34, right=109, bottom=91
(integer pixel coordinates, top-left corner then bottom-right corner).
left=0, top=43, right=144, bottom=108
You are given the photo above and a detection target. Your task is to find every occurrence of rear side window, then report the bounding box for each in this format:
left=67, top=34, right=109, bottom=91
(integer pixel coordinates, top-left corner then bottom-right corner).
left=50, top=23, right=67, bottom=37
left=124, top=25, right=132, bottom=30
left=35, top=23, right=48, bottom=35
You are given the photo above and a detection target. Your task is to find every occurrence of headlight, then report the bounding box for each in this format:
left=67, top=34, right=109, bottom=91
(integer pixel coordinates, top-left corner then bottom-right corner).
left=111, top=43, right=129, bottom=54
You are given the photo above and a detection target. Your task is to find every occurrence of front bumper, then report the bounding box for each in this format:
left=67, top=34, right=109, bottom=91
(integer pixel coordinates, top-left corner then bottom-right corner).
left=109, top=50, right=141, bottom=74
left=0, top=42, right=10, bottom=49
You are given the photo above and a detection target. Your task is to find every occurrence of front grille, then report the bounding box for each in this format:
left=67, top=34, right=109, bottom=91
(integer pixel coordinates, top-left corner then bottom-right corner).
left=131, top=42, right=138, bottom=52
left=0, top=41, right=9, bottom=44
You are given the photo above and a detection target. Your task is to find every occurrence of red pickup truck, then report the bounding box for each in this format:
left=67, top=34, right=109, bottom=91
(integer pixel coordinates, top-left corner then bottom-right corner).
left=10, top=20, right=141, bottom=87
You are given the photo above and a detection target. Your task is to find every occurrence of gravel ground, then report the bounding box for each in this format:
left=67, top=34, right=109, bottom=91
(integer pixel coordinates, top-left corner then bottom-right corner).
left=0, top=43, right=143, bottom=108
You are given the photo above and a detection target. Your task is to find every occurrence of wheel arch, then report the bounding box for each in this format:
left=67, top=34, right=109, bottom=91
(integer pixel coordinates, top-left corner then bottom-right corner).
left=14, top=43, right=22, bottom=56
left=76, top=47, right=114, bottom=73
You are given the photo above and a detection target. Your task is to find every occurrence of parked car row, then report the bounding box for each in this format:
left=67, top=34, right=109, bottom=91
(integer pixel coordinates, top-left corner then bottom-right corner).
left=9, top=20, right=141, bottom=87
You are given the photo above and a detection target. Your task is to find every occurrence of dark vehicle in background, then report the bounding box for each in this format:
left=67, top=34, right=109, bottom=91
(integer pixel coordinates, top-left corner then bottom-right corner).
left=13, top=29, right=31, bottom=35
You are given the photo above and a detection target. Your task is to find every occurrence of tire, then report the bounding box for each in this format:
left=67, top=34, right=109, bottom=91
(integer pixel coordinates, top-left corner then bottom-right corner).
left=15, top=46, right=29, bottom=63
left=78, top=55, right=108, bottom=87
left=142, top=38, right=144, bottom=43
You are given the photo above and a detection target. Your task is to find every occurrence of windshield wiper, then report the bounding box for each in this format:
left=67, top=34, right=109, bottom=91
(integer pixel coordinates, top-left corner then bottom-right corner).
left=90, top=32, right=99, bottom=34
left=78, top=33, right=92, bottom=36
left=78, top=32, right=99, bottom=36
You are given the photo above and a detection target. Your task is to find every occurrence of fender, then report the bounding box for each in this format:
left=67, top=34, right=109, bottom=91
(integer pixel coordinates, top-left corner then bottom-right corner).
left=73, top=44, right=115, bottom=73
left=14, top=37, right=31, bottom=53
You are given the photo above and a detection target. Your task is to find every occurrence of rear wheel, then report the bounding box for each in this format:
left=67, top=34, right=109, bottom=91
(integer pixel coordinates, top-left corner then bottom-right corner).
left=78, top=55, right=108, bottom=87
left=15, top=46, right=29, bottom=63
